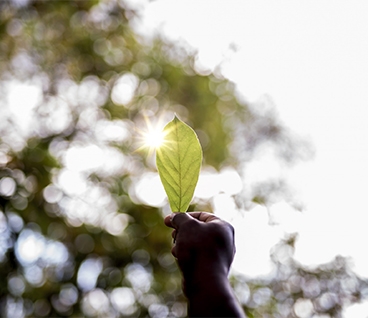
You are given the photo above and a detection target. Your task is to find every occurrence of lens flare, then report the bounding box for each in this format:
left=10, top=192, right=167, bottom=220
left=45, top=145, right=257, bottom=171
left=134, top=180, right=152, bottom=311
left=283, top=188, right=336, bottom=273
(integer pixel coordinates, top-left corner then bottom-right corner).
left=144, top=128, right=165, bottom=149
left=135, top=114, right=169, bottom=157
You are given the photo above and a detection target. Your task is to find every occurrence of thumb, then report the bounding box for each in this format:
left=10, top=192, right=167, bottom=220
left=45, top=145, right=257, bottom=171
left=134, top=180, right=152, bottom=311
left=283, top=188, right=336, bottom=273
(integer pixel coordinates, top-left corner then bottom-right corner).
left=171, top=212, right=193, bottom=230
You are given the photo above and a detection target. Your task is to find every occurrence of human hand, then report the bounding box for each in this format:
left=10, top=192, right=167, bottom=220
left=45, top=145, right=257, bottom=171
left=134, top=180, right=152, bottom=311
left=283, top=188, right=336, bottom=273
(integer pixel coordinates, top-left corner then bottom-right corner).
left=164, top=212, right=245, bottom=317
left=164, top=212, right=235, bottom=294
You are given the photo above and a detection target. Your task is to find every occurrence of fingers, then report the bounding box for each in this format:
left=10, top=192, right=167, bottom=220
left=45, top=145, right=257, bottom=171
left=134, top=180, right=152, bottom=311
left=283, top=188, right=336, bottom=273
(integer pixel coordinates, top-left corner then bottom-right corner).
left=164, top=214, right=175, bottom=228
left=164, top=212, right=192, bottom=229
left=171, top=245, right=177, bottom=258
left=170, top=212, right=192, bottom=229
left=164, top=212, right=186, bottom=229
left=164, top=212, right=219, bottom=229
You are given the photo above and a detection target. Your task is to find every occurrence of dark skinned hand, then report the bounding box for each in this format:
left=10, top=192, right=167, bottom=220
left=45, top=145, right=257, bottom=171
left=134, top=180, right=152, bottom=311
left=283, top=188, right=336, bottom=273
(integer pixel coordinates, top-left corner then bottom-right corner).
left=164, top=212, right=245, bottom=317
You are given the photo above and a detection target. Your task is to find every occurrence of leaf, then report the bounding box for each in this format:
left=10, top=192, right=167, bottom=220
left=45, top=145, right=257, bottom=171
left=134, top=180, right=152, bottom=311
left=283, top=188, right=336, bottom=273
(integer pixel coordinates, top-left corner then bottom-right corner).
left=156, top=116, right=202, bottom=212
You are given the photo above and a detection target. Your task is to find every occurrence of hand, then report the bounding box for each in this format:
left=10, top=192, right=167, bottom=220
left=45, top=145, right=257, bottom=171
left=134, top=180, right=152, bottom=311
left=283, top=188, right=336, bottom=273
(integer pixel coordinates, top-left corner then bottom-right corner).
left=164, top=212, right=235, bottom=285
left=164, top=212, right=244, bottom=317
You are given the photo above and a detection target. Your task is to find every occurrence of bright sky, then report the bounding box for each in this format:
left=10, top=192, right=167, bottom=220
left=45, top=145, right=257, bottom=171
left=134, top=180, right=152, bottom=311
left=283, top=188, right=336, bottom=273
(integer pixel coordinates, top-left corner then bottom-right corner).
left=137, top=1, right=368, bottom=316
left=4, top=1, right=368, bottom=316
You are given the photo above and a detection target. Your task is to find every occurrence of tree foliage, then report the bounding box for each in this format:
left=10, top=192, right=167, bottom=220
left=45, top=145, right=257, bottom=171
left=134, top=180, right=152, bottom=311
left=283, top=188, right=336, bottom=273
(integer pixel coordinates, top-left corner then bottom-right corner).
left=0, top=1, right=365, bottom=317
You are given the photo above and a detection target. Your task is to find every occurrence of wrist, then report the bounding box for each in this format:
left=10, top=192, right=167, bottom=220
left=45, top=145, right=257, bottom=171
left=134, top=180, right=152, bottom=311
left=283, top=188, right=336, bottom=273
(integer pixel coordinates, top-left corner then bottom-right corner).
left=185, top=274, right=244, bottom=318
left=182, top=264, right=229, bottom=298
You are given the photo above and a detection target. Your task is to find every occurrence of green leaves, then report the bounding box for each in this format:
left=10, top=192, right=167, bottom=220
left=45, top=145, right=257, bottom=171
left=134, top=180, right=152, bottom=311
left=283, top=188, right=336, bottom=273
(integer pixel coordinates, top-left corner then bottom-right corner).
left=156, top=116, right=202, bottom=212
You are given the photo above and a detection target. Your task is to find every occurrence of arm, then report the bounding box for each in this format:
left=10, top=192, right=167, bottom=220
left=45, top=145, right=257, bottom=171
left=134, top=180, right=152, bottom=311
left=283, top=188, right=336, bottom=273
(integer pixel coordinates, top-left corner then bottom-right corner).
left=164, top=212, right=245, bottom=318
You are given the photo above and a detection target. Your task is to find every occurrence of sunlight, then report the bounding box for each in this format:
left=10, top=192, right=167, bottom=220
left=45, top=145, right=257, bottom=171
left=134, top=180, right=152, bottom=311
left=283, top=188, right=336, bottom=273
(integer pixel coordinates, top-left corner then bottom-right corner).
left=144, top=128, right=166, bottom=149
left=135, top=113, right=170, bottom=157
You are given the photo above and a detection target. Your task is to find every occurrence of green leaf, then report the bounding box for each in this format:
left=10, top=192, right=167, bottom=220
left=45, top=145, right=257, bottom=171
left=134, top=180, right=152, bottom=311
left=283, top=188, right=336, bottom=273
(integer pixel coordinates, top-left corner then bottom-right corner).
left=156, top=116, right=202, bottom=212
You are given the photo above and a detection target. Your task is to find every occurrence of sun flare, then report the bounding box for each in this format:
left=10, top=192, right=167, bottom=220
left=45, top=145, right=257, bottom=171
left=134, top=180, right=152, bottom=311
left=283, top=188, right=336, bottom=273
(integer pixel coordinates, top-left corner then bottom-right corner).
left=143, top=128, right=166, bottom=149
left=135, top=114, right=169, bottom=157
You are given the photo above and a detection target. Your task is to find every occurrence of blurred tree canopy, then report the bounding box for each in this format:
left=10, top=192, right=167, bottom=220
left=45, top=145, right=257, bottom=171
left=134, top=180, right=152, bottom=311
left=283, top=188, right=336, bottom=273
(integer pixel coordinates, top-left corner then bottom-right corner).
left=0, top=1, right=366, bottom=317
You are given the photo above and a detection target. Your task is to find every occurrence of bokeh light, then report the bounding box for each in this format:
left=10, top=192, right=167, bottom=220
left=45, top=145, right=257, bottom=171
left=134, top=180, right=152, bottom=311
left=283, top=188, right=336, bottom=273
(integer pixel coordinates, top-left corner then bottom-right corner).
left=77, top=258, right=103, bottom=292
left=1, top=1, right=367, bottom=317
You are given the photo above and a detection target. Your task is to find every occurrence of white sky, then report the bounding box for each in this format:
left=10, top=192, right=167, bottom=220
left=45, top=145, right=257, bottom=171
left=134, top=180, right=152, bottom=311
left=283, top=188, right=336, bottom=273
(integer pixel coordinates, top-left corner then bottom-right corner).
left=4, top=1, right=368, bottom=316
left=138, top=1, right=368, bottom=315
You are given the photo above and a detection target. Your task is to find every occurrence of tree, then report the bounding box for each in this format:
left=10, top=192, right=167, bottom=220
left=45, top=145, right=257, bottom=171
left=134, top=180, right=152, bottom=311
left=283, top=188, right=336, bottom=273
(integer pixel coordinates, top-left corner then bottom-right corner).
left=232, top=234, right=368, bottom=317
left=0, top=1, right=364, bottom=317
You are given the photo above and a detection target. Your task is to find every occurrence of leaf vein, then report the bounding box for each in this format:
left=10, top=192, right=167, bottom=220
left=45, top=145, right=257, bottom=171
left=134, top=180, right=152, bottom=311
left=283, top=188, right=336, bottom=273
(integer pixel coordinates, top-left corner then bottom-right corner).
left=158, top=162, right=180, bottom=188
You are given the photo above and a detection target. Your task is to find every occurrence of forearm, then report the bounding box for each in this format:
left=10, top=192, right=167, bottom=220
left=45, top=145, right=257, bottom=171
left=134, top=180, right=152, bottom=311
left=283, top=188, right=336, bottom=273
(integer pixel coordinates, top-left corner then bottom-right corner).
left=185, top=274, right=245, bottom=318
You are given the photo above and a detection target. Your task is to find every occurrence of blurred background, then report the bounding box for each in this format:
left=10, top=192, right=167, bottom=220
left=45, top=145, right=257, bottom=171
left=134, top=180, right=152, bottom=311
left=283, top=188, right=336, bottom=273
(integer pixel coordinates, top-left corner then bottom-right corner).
left=1, top=0, right=368, bottom=317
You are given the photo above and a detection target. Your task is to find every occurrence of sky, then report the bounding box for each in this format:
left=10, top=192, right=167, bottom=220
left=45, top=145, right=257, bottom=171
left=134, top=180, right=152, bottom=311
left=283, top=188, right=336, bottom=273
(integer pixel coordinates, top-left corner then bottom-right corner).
left=134, top=1, right=368, bottom=315
left=3, top=1, right=368, bottom=316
